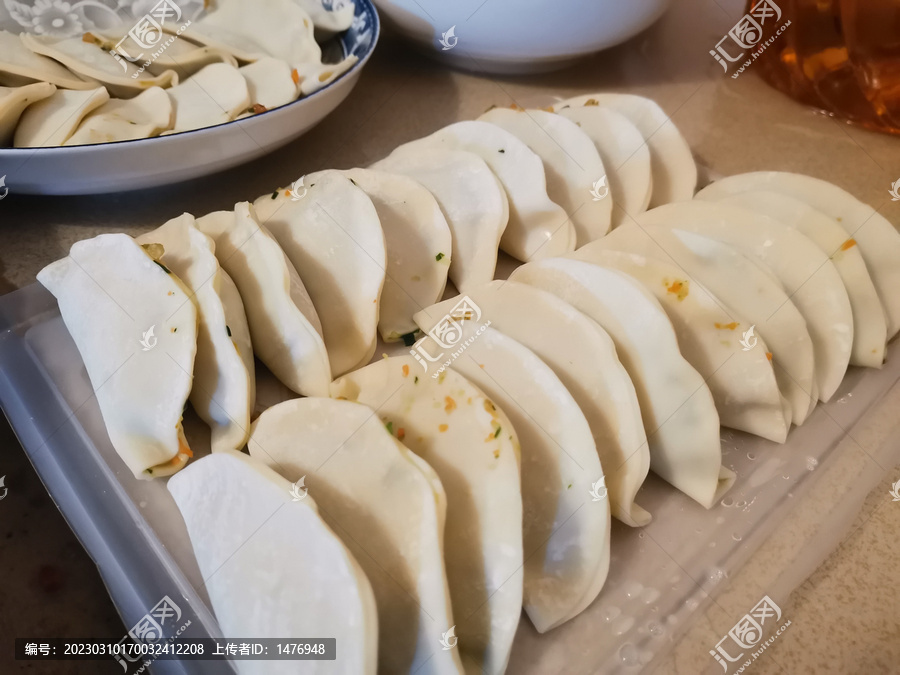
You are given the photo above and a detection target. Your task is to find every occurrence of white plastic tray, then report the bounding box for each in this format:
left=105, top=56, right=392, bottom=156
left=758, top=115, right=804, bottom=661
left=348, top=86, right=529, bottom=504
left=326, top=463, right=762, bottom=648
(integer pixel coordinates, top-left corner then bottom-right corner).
left=2, top=276, right=900, bottom=674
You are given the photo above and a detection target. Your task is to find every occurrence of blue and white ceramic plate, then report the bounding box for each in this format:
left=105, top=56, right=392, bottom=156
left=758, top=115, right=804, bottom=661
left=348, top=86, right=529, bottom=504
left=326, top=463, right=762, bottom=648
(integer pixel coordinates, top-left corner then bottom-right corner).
left=0, top=0, right=379, bottom=194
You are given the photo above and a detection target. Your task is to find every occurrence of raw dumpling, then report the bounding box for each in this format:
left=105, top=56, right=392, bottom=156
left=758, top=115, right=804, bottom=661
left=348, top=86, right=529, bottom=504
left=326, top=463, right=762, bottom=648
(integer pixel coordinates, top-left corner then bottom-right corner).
left=168, top=450, right=378, bottom=675
left=696, top=188, right=886, bottom=368
left=410, top=320, right=609, bottom=633
left=248, top=398, right=464, bottom=675
left=292, top=0, right=356, bottom=34
left=572, top=244, right=789, bottom=443
left=479, top=107, right=610, bottom=246
left=555, top=105, right=653, bottom=225
left=65, top=86, right=173, bottom=145
left=253, top=170, right=386, bottom=376
left=0, top=82, right=55, bottom=145
left=341, top=167, right=451, bottom=342
left=331, top=356, right=523, bottom=675
left=371, top=148, right=508, bottom=292
left=416, top=281, right=651, bottom=527
left=21, top=33, right=177, bottom=98
left=183, top=0, right=322, bottom=65
left=553, top=94, right=696, bottom=207
left=510, top=258, right=733, bottom=509
left=294, top=55, right=359, bottom=96
left=14, top=86, right=108, bottom=147
left=0, top=30, right=97, bottom=89
left=195, top=202, right=331, bottom=397
left=696, top=171, right=900, bottom=340
left=239, top=57, right=299, bottom=110
left=602, top=224, right=817, bottom=425
left=37, top=233, right=197, bottom=479
left=166, top=62, right=250, bottom=132
left=97, top=27, right=238, bottom=79
left=636, top=201, right=853, bottom=403
left=389, top=120, right=572, bottom=261
left=136, top=214, right=254, bottom=453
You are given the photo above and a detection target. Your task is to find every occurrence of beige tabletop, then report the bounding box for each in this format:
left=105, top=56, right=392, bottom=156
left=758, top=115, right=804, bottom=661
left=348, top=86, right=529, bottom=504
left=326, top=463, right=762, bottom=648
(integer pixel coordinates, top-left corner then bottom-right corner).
left=1, top=0, right=899, bottom=673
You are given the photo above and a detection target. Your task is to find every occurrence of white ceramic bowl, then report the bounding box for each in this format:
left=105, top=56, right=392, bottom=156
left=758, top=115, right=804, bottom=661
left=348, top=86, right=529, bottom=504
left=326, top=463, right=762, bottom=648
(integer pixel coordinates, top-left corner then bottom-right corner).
left=0, top=0, right=379, bottom=195
left=374, top=0, right=670, bottom=74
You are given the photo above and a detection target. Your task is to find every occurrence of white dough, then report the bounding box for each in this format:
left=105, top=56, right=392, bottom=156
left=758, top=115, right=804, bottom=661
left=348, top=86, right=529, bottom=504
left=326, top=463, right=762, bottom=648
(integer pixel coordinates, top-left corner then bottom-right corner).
left=553, top=94, right=696, bottom=207
left=294, top=55, right=359, bottom=96
left=249, top=398, right=464, bottom=675
left=331, top=356, right=523, bottom=675
left=37, top=233, right=197, bottom=479
left=239, top=57, right=299, bottom=110
left=572, top=245, right=789, bottom=443
left=697, top=188, right=886, bottom=368
left=166, top=62, right=250, bottom=132
left=65, top=86, right=173, bottom=145
left=168, top=451, right=378, bottom=675
left=21, top=33, right=177, bottom=98
left=341, top=167, right=452, bottom=342
left=556, top=105, right=653, bottom=225
left=136, top=214, right=254, bottom=453
left=416, top=281, right=651, bottom=527
left=14, top=86, right=108, bottom=147
left=602, top=224, right=818, bottom=425
left=253, top=170, right=386, bottom=376
left=98, top=27, right=238, bottom=79
left=390, top=120, right=573, bottom=261
left=479, top=107, right=610, bottom=246
left=371, top=148, right=509, bottom=292
left=184, top=0, right=322, bottom=65
left=697, top=171, right=900, bottom=339
left=195, top=203, right=331, bottom=397
left=410, top=321, right=609, bottom=633
left=291, top=0, right=356, bottom=34
left=0, top=82, right=55, bottom=145
left=636, top=201, right=853, bottom=403
left=0, top=31, right=97, bottom=89
left=510, top=258, right=733, bottom=509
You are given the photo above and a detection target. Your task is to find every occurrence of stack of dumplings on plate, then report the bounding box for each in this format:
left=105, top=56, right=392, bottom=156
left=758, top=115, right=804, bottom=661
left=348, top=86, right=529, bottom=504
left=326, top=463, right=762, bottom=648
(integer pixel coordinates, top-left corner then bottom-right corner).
left=38, top=91, right=900, bottom=673
left=0, top=0, right=358, bottom=147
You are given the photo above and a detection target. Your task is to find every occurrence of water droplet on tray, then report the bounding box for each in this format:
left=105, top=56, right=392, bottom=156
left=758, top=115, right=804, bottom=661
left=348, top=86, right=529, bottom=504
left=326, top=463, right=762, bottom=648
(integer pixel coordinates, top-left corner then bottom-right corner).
left=732, top=533, right=743, bottom=541
left=622, top=581, right=643, bottom=599
left=648, top=621, right=665, bottom=636
left=721, top=497, right=734, bottom=507
left=806, top=456, right=818, bottom=471
left=602, top=605, right=621, bottom=622
left=708, top=567, right=726, bottom=583
left=641, top=587, right=661, bottom=604
left=747, top=452, right=756, bottom=460
left=619, top=643, right=638, bottom=665
left=612, top=616, right=635, bottom=635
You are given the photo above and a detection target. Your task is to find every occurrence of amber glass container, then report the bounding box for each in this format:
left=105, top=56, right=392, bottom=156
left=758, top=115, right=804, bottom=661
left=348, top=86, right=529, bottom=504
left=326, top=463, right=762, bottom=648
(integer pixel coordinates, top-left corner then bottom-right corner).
left=750, top=0, right=900, bottom=135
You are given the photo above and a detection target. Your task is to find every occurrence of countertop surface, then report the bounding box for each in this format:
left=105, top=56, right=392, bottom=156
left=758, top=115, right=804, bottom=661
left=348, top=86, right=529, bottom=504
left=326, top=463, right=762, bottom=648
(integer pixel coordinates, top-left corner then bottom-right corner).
left=1, top=0, right=899, bottom=673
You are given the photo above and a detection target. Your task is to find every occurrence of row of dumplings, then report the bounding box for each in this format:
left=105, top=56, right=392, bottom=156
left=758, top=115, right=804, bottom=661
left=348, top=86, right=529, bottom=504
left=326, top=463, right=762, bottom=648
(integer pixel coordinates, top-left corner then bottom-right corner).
left=38, top=92, right=900, bottom=673
left=0, top=0, right=358, bottom=146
